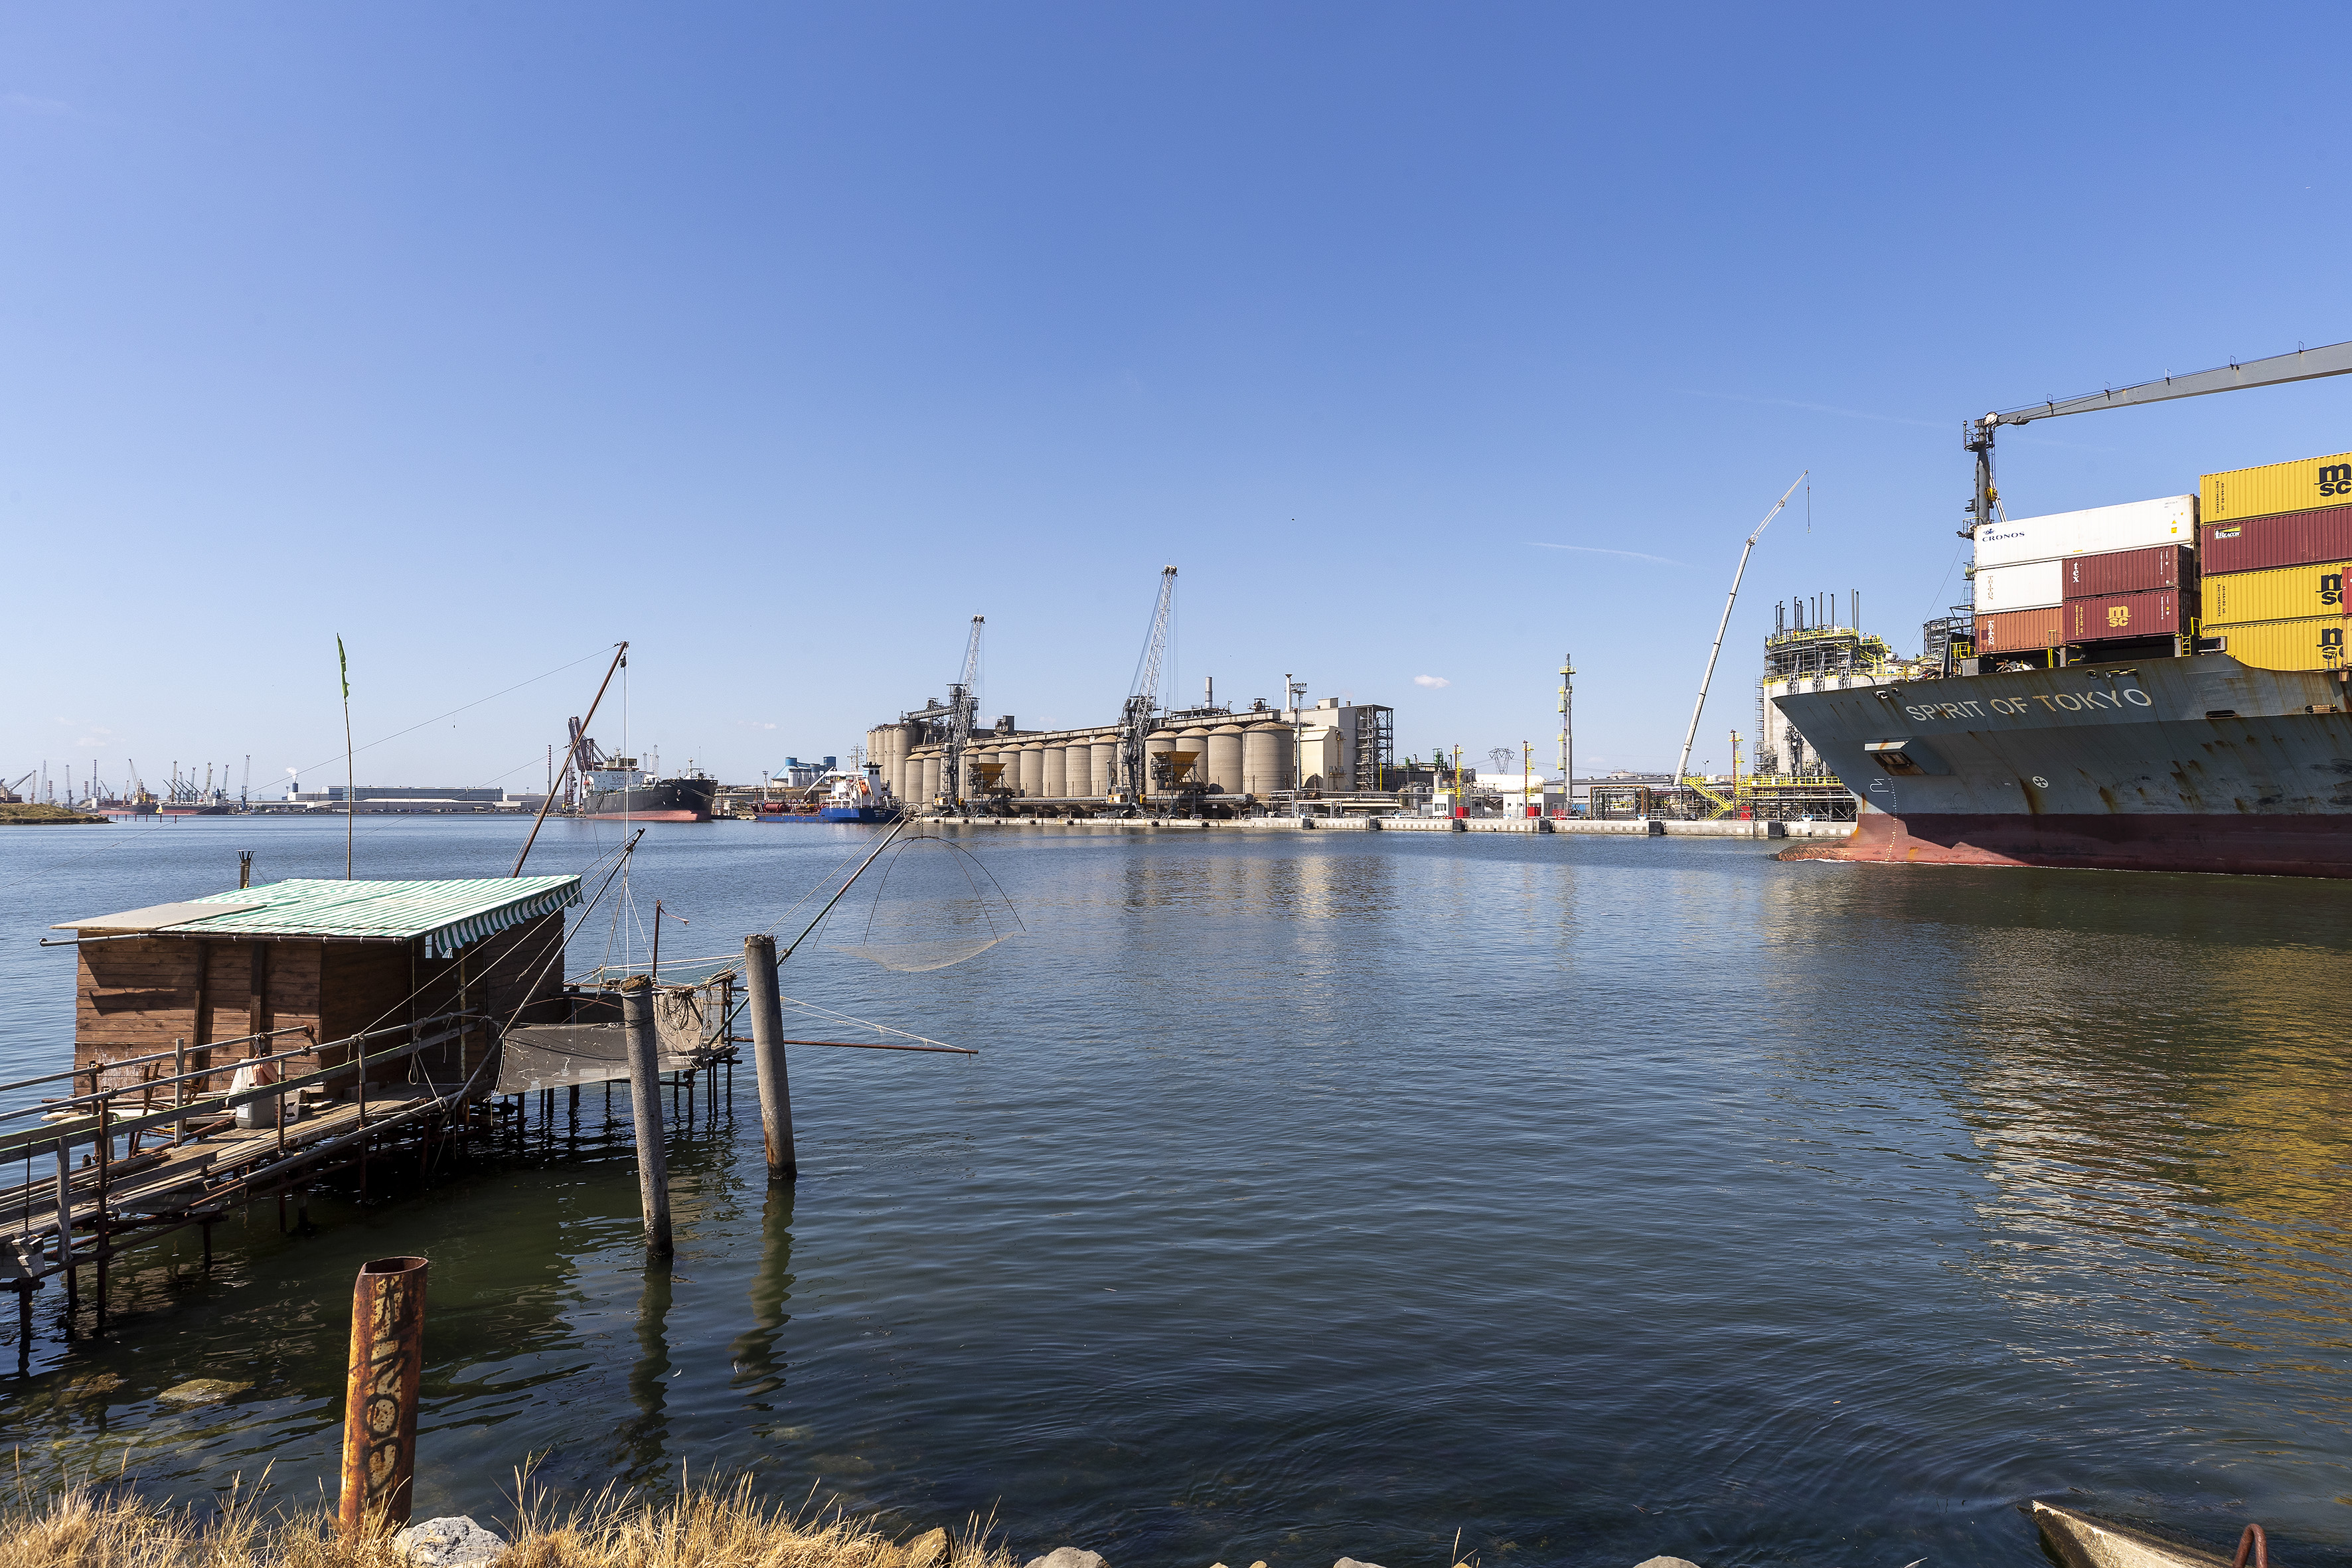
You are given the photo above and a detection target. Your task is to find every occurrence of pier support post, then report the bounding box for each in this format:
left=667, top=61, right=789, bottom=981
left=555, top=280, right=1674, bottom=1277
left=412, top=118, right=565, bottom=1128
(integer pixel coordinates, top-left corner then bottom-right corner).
left=338, top=1255, right=428, bottom=1537
left=52, top=1140, right=75, bottom=1318
left=621, top=980, right=673, bottom=1257
left=744, top=934, right=795, bottom=1181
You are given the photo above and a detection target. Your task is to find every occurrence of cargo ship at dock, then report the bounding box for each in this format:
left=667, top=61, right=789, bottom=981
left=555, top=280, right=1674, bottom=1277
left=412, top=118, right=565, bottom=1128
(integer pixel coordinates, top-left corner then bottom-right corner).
left=1776, top=341, right=2352, bottom=878
left=578, top=758, right=717, bottom=822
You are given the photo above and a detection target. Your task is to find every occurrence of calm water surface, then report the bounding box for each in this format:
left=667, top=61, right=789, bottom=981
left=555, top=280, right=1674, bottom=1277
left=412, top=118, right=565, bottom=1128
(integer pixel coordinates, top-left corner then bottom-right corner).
left=3, top=816, right=2351, bottom=1568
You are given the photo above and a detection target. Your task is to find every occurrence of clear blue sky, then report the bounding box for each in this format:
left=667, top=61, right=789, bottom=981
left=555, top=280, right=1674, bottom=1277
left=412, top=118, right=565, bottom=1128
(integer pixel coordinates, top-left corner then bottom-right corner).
left=8, top=3, right=2351, bottom=794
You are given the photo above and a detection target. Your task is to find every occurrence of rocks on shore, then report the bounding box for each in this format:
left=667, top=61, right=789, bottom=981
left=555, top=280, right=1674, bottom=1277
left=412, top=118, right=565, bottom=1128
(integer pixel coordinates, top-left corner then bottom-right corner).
left=1027, top=1551, right=1109, bottom=1568
left=392, top=1515, right=508, bottom=1567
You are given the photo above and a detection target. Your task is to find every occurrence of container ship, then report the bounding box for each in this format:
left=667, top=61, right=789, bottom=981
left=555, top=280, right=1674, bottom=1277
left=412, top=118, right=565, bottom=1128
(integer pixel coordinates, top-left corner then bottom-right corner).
left=578, top=757, right=717, bottom=822
left=1780, top=435, right=2352, bottom=877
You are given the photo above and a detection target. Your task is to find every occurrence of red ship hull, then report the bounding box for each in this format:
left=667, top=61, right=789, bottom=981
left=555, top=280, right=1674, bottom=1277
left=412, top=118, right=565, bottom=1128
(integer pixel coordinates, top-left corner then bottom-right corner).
left=1780, top=808, right=2352, bottom=878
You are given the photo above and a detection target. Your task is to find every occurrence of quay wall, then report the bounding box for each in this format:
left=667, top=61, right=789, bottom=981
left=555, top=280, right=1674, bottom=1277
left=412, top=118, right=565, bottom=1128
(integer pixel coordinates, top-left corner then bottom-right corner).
left=913, top=816, right=1855, bottom=840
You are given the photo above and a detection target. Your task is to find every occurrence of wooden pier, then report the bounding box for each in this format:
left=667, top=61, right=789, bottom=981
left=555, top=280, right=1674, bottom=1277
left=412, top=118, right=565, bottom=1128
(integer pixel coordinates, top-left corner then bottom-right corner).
left=1, top=876, right=586, bottom=1335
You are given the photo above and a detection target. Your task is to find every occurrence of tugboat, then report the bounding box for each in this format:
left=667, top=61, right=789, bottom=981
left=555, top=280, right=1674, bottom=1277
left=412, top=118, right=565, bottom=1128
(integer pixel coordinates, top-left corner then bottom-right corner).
left=578, top=756, right=717, bottom=822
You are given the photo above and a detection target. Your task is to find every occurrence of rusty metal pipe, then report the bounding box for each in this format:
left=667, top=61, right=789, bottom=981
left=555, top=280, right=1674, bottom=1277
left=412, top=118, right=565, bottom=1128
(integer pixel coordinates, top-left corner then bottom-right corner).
left=338, top=1254, right=429, bottom=1535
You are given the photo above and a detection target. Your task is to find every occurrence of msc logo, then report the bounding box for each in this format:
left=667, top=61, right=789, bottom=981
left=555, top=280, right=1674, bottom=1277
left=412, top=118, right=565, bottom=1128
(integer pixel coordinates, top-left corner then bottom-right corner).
left=2321, top=463, right=2352, bottom=497
left=2323, top=627, right=2347, bottom=653
left=2106, top=605, right=2131, bottom=628
left=2324, top=572, right=2345, bottom=607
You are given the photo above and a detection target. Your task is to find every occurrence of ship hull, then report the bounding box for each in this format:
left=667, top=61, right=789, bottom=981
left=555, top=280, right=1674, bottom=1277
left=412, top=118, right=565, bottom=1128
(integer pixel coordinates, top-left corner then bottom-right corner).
left=1772, top=653, right=2352, bottom=877
left=580, top=778, right=717, bottom=823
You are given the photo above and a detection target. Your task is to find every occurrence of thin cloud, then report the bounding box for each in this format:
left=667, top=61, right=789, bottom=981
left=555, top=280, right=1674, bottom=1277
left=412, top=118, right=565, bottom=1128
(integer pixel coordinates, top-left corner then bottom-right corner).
left=1413, top=674, right=1450, bottom=688
left=1528, top=542, right=1687, bottom=566
left=736, top=720, right=777, bottom=730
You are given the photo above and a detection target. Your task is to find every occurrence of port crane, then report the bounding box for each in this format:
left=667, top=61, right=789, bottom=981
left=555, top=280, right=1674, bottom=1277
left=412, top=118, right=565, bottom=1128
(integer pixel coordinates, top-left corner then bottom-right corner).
left=941, top=616, right=984, bottom=809
left=1964, top=337, right=2352, bottom=534
left=3, top=770, right=33, bottom=803
left=1114, top=566, right=1178, bottom=813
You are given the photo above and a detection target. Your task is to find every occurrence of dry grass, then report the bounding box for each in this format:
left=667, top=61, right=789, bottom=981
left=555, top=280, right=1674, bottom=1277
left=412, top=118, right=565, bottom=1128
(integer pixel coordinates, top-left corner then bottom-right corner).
left=0, top=1473, right=1010, bottom=1568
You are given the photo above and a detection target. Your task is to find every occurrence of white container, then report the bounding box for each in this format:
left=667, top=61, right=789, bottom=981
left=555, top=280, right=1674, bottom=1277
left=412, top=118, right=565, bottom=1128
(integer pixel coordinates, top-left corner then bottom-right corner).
left=1973, top=495, right=2197, bottom=570
left=1973, top=558, right=2064, bottom=613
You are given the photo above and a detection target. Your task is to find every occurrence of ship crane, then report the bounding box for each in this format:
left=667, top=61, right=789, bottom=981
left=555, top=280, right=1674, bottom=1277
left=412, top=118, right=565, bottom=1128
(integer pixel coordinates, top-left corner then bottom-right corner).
left=1115, top=566, right=1178, bottom=814
left=1965, top=338, right=2352, bottom=534
left=942, top=616, right=984, bottom=809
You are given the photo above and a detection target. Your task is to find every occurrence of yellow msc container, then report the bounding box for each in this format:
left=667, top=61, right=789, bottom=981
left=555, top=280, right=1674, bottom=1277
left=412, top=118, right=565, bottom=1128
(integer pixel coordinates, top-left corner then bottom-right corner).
left=2203, top=560, right=2352, bottom=624
left=2207, top=613, right=2352, bottom=670
left=2201, top=449, right=2352, bottom=522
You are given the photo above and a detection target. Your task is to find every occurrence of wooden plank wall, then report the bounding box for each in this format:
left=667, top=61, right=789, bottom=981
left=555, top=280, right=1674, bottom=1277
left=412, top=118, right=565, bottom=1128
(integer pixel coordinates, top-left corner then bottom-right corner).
left=73, top=911, right=570, bottom=1092
left=75, top=938, right=324, bottom=1085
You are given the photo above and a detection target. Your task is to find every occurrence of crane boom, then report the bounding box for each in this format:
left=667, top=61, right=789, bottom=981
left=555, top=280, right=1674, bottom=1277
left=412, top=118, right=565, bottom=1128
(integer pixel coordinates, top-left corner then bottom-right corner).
left=1675, top=473, right=1806, bottom=788
left=1117, top=567, right=1178, bottom=808
left=1967, top=337, right=2352, bottom=536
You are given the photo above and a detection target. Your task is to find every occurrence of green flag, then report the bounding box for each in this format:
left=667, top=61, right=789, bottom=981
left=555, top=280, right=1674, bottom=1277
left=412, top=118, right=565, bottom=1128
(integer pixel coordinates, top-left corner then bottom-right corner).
left=337, top=635, right=350, bottom=700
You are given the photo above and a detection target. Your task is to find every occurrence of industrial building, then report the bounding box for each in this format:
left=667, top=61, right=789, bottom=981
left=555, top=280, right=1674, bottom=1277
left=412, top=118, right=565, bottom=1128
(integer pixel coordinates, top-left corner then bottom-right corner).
left=865, top=692, right=1397, bottom=815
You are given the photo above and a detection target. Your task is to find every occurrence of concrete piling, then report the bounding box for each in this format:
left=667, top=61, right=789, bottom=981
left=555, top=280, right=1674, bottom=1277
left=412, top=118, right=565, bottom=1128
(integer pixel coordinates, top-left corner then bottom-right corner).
left=744, top=934, right=796, bottom=1181
left=619, top=979, right=673, bottom=1257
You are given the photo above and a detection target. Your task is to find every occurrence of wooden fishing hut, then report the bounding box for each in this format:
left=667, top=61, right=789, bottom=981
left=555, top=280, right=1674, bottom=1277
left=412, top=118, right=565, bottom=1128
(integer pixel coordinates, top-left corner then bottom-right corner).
left=62, top=876, right=580, bottom=1091
left=1, top=876, right=580, bottom=1325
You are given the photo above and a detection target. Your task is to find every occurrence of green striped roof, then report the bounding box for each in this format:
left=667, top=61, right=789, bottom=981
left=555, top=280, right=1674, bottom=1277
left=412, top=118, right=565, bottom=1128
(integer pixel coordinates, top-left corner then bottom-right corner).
left=145, top=876, right=579, bottom=957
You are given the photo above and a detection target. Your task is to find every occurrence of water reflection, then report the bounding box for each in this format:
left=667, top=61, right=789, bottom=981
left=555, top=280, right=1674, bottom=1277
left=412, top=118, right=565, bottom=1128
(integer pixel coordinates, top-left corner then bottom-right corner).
left=619, top=1259, right=674, bottom=1480
left=730, top=1184, right=794, bottom=1405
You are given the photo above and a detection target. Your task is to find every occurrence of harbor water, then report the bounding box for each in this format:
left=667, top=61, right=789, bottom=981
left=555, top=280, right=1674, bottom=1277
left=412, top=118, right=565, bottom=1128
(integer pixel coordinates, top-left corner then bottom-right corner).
left=5, top=817, right=2352, bottom=1568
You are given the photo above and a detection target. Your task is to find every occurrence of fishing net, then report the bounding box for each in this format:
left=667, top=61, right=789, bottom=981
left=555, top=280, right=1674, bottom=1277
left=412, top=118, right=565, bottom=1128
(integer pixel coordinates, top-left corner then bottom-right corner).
left=495, top=1024, right=696, bottom=1095
left=827, top=933, right=1017, bottom=973
left=822, top=833, right=1024, bottom=973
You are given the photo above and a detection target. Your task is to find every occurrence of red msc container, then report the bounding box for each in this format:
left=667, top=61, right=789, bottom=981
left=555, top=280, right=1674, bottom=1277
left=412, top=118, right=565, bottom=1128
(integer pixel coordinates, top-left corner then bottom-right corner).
left=1975, top=606, right=2067, bottom=651
left=2065, top=588, right=2189, bottom=642
left=2062, top=544, right=2194, bottom=595
left=2202, top=503, right=2352, bottom=574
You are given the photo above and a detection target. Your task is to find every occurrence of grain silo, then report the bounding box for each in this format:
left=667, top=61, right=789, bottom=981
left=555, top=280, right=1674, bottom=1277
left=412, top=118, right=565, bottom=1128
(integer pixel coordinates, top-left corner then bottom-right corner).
left=1018, top=740, right=1045, bottom=799
left=1042, top=743, right=1067, bottom=800
left=1206, top=723, right=1246, bottom=795
left=1065, top=737, right=1093, bottom=799
left=1243, top=722, right=1293, bottom=797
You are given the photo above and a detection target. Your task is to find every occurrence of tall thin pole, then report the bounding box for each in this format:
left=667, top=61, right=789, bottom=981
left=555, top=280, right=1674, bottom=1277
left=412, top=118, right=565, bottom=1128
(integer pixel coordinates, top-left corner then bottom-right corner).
left=1675, top=472, right=1805, bottom=785
left=513, top=642, right=629, bottom=877
left=1558, top=652, right=1575, bottom=818
left=337, top=636, right=355, bottom=878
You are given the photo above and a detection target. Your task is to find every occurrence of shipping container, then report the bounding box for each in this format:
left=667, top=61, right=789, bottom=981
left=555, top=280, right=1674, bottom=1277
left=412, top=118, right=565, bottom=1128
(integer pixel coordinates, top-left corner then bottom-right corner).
left=2061, top=544, right=2193, bottom=596
left=2063, top=588, right=2187, bottom=642
left=2206, top=613, right=2352, bottom=672
left=2201, top=449, right=2352, bottom=524
left=1972, top=558, right=2063, bottom=614
left=2200, top=502, right=2352, bottom=574
left=2203, top=560, right=2352, bottom=624
left=1972, top=495, right=2197, bottom=570
left=1974, top=606, right=2067, bottom=653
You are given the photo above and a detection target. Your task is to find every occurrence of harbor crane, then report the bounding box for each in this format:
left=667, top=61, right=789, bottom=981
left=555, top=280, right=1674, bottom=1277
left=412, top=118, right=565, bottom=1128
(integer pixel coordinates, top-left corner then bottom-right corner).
left=1114, top=566, right=1178, bottom=813
left=941, top=615, right=984, bottom=809
left=3, top=770, right=33, bottom=803
left=1964, top=337, right=2352, bottom=534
